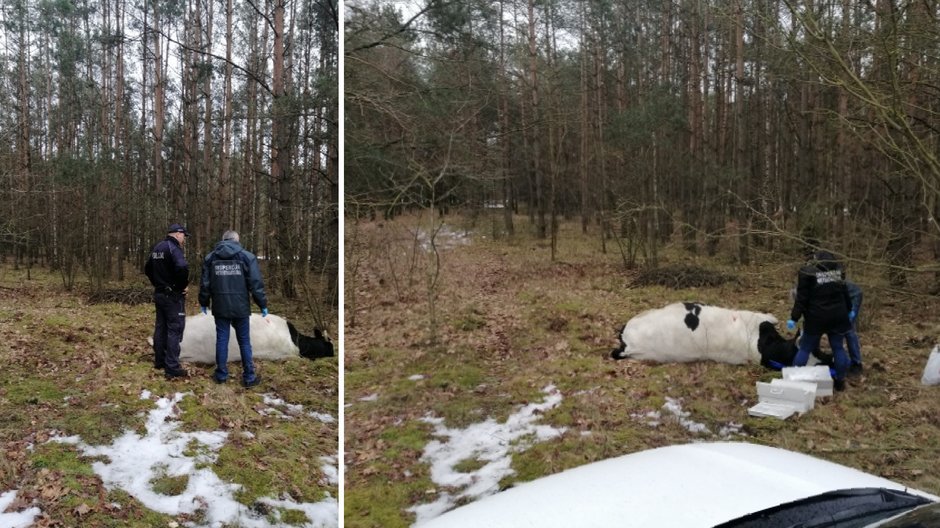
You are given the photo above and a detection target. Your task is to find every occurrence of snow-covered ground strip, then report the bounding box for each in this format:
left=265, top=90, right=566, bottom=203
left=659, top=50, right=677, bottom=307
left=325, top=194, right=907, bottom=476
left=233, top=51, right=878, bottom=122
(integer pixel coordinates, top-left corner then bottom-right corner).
left=408, top=385, right=567, bottom=526
left=47, top=390, right=337, bottom=528
left=0, top=490, right=41, bottom=528
left=631, top=397, right=745, bottom=438
left=319, top=456, right=339, bottom=486
left=260, top=393, right=336, bottom=424
left=416, top=225, right=472, bottom=252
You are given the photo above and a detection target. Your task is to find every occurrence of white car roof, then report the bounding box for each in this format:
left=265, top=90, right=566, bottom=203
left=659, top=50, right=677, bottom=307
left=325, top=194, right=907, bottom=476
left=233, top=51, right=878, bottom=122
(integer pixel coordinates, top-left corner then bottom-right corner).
left=417, top=441, right=937, bottom=528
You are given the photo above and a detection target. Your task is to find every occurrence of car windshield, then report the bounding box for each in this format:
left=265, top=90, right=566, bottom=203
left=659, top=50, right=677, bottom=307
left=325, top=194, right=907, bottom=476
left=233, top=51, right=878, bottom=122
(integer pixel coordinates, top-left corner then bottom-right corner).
left=714, top=488, right=934, bottom=528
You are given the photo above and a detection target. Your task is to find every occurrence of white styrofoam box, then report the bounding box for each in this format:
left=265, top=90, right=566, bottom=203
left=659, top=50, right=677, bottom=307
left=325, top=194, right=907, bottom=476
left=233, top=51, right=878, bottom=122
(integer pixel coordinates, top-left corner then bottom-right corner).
left=747, top=400, right=799, bottom=420
left=748, top=379, right=818, bottom=419
left=782, top=365, right=834, bottom=397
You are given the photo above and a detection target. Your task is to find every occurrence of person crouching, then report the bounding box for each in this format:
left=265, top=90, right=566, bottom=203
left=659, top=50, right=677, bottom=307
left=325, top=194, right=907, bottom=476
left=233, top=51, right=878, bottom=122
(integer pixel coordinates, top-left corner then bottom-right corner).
left=787, top=250, right=852, bottom=391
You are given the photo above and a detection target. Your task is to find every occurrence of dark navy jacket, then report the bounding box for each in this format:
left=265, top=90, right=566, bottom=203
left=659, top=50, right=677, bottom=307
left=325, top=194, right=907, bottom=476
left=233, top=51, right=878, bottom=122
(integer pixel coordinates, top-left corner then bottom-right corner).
left=199, top=240, right=267, bottom=319
left=145, top=237, right=189, bottom=294
left=790, top=251, right=852, bottom=335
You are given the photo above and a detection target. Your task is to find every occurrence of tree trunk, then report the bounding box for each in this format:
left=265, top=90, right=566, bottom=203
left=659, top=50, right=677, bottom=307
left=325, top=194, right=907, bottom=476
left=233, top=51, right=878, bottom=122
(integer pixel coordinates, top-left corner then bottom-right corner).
left=734, top=0, right=750, bottom=264
left=527, top=0, right=545, bottom=238
left=272, top=0, right=296, bottom=297
left=499, top=0, right=514, bottom=236
left=221, top=0, right=234, bottom=231
left=153, top=0, right=165, bottom=192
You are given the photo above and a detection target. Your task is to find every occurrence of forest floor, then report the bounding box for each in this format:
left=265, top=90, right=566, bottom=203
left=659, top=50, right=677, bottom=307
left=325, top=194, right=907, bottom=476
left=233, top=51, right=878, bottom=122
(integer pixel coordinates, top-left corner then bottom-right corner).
left=0, top=264, right=338, bottom=527
left=344, top=212, right=940, bottom=528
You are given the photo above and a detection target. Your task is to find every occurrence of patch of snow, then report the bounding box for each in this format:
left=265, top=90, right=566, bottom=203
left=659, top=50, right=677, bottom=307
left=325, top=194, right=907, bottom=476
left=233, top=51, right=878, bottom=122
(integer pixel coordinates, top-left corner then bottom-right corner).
left=409, top=375, right=426, bottom=381
left=0, top=490, right=41, bottom=528
left=631, top=398, right=744, bottom=439
left=718, top=422, right=746, bottom=438
left=416, top=225, right=472, bottom=252
left=50, top=392, right=337, bottom=527
left=309, top=412, right=335, bottom=424
left=408, top=385, right=567, bottom=525
left=320, top=456, right=338, bottom=486
left=262, top=394, right=305, bottom=416
left=259, top=393, right=336, bottom=424
left=359, top=393, right=379, bottom=402
left=662, top=397, right=711, bottom=435
left=631, top=410, right=663, bottom=427
left=258, top=495, right=337, bottom=527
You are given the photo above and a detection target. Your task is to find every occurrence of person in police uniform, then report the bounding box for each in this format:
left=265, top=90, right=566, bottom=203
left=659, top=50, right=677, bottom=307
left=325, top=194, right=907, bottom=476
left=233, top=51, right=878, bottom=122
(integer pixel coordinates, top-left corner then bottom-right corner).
left=144, top=223, right=190, bottom=379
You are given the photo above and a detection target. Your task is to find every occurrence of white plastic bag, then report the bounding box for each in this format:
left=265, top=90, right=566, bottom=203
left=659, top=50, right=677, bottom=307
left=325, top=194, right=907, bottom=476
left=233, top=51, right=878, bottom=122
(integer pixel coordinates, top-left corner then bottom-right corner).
left=922, top=346, right=940, bottom=386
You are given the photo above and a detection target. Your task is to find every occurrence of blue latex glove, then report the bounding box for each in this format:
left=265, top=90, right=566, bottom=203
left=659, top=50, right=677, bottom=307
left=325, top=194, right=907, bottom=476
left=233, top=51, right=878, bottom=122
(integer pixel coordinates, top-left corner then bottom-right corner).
left=786, top=319, right=796, bottom=331
left=200, top=306, right=208, bottom=315
left=848, top=310, right=856, bottom=322
left=261, top=307, right=269, bottom=317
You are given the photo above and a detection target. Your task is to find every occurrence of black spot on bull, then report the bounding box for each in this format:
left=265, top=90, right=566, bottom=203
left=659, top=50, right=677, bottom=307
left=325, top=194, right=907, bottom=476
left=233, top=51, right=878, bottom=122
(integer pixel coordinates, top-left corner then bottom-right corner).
left=287, top=322, right=335, bottom=360
left=682, top=302, right=704, bottom=331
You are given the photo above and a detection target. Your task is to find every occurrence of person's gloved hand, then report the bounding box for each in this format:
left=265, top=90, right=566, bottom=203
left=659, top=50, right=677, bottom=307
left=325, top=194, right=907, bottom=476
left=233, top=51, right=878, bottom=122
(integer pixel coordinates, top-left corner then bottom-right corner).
left=848, top=310, right=856, bottom=322
left=261, top=307, right=269, bottom=317
left=200, top=306, right=208, bottom=315
left=786, top=319, right=796, bottom=331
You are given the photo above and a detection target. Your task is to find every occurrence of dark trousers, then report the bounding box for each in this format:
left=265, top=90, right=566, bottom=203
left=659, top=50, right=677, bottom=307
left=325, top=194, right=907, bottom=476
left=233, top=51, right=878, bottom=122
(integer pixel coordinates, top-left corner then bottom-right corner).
left=795, top=331, right=849, bottom=381
left=213, top=316, right=257, bottom=383
left=845, top=321, right=862, bottom=366
left=153, top=292, right=186, bottom=373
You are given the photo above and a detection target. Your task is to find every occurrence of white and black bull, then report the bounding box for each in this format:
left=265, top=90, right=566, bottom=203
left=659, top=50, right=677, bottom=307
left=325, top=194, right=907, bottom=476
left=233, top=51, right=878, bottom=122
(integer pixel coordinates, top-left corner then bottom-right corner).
left=150, top=313, right=334, bottom=364
left=610, top=302, right=830, bottom=368
left=610, top=302, right=776, bottom=365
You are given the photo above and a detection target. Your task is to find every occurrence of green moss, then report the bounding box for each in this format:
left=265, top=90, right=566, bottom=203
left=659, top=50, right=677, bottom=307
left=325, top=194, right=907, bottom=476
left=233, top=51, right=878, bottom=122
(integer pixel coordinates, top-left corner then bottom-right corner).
left=30, top=443, right=94, bottom=476
left=849, top=391, right=890, bottom=408
left=5, top=379, right=64, bottom=405
left=58, top=404, right=138, bottom=445
left=379, top=421, right=432, bottom=452
left=346, top=347, right=410, bottom=384
left=104, top=489, right=176, bottom=526
left=44, top=314, right=73, bottom=327
left=452, top=457, right=487, bottom=473
left=745, top=417, right=789, bottom=436
left=216, top=444, right=275, bottom=504
left=556, top=299, right=585, bottom=313
left=149, top=465, right=189, bottom=496
left=215, top=425, right=334, bottom=506
left=178, top=396, right=223, bottom=432
left=430, top=364, right=484, bottom=391
left=453, top=307, right=487, bottom=332
left=345, top=481, right=424, bottom=528
left=279, top=508, right=311, bottom=524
